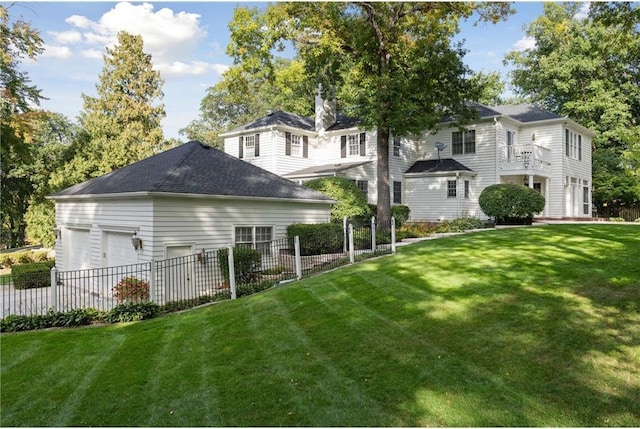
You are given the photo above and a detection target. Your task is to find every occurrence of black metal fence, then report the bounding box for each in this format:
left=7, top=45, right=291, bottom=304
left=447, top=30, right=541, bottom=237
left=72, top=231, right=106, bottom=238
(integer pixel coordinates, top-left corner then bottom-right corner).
left=1, top=221, right=395, bottom=318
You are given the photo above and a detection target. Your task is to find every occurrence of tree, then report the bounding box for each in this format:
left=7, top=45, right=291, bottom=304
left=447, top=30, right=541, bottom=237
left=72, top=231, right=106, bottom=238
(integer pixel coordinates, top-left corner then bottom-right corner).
left=53, top=31, right=166, bottom=189
left=1, top=4, right=44, bottom=248
left=468, top=71, right=507, bottom=106
left=227, top=2, right=514, bottom=227
left=23, top=112, right=77, bottom=246
left=304, top=177, right=371, bottom=221
left=504, top=2, right=640, bottom=211
left=181, top=58, right=315, bottom=148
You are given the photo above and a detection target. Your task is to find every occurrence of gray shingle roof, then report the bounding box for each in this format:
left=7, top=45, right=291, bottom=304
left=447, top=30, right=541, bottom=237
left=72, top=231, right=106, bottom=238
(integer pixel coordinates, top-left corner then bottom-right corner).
left=284, top=161, right=372, bottom=178
left=491, top=104, right=562, bottom=122
left=229, top=111, right=315, bottom=132
left=405, top=158, right=474, bottom=174
left=51, top=141, right=333, bottom=202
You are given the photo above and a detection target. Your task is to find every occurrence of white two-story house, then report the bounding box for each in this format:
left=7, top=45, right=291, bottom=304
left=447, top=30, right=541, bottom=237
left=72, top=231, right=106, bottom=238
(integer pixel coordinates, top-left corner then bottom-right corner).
left=221, top=95, right=595, bottom=221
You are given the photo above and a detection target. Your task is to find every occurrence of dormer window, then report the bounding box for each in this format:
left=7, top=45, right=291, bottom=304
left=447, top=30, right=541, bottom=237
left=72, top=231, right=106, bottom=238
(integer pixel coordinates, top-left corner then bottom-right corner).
left=239, top=134, right=260, bottom=159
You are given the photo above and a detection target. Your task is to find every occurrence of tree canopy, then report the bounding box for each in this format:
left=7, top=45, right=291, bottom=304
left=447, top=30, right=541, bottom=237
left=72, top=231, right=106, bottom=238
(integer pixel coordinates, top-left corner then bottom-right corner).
left=225, top=2, right=514, bottom=227
left=1, top=4, right=45, bottom=247
left=53, top=32, right=167, bottom=190
left=505, top=2, right=640, bottom=210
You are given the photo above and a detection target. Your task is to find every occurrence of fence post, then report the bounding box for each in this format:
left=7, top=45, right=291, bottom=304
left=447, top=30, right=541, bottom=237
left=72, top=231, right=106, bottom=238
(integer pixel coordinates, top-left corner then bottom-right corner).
left=294, top=236, right=302, bottom=280
left=371, top=216, right=376, bottom=251
left=227, top=244, right=236, bottom=300
left=391, top=216, right=396, bottom=254
left=149, top=260, right=156, bottom=303
left=343, top=217, right=348, bottom=253
left=349, top=223, right=355, bottom=263
left=50, top=266, right=58, bottom=312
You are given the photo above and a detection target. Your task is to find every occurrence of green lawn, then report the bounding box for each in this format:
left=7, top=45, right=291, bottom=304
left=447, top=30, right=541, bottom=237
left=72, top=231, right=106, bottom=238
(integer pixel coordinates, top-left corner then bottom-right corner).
left=1, top=224, right=639, bottom=426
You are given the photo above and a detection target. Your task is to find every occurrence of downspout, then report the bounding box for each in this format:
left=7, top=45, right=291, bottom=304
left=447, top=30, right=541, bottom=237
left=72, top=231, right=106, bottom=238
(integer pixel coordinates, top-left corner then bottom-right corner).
left=270, top=126, right=276, bottom=173
left=456, top=171, right=461, bottom=218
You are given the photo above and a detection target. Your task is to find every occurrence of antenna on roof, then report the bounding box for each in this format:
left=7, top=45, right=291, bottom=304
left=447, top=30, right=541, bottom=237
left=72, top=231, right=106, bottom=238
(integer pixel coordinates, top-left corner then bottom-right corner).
left=435, top=141, right=446, bottom=165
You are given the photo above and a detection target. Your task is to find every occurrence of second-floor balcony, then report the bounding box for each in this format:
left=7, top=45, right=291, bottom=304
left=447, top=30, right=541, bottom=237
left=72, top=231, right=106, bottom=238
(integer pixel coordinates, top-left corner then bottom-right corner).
left=500, top=143, right=551, bottom=176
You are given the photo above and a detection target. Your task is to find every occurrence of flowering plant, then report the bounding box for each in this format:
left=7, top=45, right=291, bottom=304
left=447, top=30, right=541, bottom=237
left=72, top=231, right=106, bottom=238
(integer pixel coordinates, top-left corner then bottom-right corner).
left=112, top=277, right=150, bottom=303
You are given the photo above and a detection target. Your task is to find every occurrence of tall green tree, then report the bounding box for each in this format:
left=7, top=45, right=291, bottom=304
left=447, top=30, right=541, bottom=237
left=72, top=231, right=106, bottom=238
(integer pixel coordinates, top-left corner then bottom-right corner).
left=505, top=2, right=640, bottom=211
left=182, top=57, right=315, bottom=148
left=1, top=4, right=44, bottom=247
left=24, top=112, right=77, bottom=247
left=54, top=31, right=166, bottom=189
left=227, top=2, right=513, bottom=226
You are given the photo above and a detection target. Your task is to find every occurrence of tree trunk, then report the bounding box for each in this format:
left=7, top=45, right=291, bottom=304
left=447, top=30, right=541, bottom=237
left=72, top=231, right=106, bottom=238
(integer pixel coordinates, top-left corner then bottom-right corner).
left=376, top=126, right=391, bottom=229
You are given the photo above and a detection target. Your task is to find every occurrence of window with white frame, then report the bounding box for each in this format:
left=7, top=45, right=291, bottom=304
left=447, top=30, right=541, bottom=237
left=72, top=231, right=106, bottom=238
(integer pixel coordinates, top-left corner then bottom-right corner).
left=464, top=180, right=470, bottom=199
left=565, top=129, right=582, bottom=161
left=452, top=130, right=475, bottom=155
left=393, top=137, right=401, bottom=157
left=235, top=226, right=273, bottom=257
left=290, top=134, right=302, bottom=157
left=583, top=181, right=590, bottom=215
left=348, top=134, right=360, bottom=156
left=447, top=180, right=457, bottom=198
left=244, top=135, right=255, bottom=158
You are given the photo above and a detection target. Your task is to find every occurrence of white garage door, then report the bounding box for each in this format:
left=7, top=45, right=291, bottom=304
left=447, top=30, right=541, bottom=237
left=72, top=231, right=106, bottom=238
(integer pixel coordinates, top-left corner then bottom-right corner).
left=65, top=229, right=91, bottom=271
left=104, top=232, right=138, bottom=268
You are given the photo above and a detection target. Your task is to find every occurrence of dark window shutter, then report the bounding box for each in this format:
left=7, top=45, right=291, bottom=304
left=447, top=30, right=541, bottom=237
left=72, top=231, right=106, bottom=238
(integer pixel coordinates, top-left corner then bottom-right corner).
left=303, top=135, right=309, bottom=158
left=239, top=136, right=244, bottom=158
left=285, top=132, right=291, bottom=156
left=341, top=135, right=347, bottom=158
left=254, top=134, right=260, bottom=157
left=359, top=133, right=366, bottom=156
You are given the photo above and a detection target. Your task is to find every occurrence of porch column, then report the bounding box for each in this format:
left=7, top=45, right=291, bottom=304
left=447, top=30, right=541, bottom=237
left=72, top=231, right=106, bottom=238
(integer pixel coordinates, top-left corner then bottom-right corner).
left=528, top=174, right=534, bottom=188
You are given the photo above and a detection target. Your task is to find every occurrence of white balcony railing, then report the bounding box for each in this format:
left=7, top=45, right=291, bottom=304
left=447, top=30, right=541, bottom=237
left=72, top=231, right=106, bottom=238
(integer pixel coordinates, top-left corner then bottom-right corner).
left=501, top=144, right=551, bottom=172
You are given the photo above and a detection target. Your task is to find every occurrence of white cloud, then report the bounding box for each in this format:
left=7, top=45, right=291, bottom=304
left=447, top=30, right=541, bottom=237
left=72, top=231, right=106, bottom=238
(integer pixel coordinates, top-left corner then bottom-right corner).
left=51, top=30, right=82, bottom=44
left=513, top=36, right=536, bottom=51
left=42, top=45, right=73, bottom=59
left=66, top=15, right=92, bottom=29
left=81, top=49, right=104, bottom=60
left=158, top=61, right=229, bottom=78
left=61, top=2, right=223, bottom=79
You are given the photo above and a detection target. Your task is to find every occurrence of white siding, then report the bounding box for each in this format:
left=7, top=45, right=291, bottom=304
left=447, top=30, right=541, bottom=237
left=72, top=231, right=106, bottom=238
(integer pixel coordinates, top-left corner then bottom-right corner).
left=55, top=198, right=153, bottom=269
left=150, top=196, right=331, bottom=261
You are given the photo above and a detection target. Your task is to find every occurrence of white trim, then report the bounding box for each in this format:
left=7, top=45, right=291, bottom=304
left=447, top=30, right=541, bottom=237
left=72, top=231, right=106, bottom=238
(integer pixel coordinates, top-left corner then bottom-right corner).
left=64, top=223, right=92, bottom=230
left=98, top=225, right=139, bottom=234
left=49, top=191, right=335, bottom=205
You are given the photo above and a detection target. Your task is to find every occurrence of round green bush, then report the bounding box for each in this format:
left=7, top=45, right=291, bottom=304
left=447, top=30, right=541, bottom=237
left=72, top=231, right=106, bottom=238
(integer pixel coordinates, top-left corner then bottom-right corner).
left=479, top=184, right=545, bottom=224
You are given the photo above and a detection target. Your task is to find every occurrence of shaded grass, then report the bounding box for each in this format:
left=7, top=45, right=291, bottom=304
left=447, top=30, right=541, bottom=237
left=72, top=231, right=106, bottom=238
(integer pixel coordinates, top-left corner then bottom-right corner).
left=1, top=225, right=639, bottom=426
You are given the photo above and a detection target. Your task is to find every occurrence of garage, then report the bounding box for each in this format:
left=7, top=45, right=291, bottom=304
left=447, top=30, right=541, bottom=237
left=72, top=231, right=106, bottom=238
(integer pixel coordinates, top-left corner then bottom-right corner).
left=64, top=228, right=91, bottom=271
left=103, top=231, right=139, bottom=268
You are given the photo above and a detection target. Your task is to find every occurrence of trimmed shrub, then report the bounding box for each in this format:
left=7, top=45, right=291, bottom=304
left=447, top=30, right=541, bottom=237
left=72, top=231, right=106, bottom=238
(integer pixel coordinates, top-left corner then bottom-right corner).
left=236, top=280, right=275, bottom=298
left=0, top=253, right=16, bottom=268
left=12, top=260, right=55, bottom=289
left=217, top=246, right=262, bottom=284
left=112, top=277, right=150, bottom=303
left=479, top=184, right=545, bottom=224
left=304, top=177, right=372, bottom=221
left=287, top=223, right=344, bottom=255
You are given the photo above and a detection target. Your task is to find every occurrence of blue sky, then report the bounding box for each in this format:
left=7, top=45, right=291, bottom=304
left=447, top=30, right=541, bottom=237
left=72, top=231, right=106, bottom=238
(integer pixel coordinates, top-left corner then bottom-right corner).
left=9, top=1, right=576, bottom=141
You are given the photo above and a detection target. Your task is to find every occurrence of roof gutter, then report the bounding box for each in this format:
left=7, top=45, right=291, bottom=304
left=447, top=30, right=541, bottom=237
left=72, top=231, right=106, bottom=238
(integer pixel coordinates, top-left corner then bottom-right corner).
left=48, top=191, right=335, bottom=205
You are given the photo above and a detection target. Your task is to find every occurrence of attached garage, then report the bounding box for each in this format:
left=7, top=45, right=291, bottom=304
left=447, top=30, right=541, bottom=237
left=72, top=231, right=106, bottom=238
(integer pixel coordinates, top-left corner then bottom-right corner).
left=49, top=141, right=333, bottom=271
left=63, top=228, right=91, bottom=271
left=103, top=231, right=139, bottom=267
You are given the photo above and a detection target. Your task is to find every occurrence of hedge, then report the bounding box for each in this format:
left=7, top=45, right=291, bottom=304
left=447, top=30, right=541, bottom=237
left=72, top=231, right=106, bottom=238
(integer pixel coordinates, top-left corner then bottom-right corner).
left=217, top=246, right=262, bottom=284
left=11, top=260, right=55, bottom=289
left=286, top=223, right=344, bottom=256
left=479, top=184, right=545, bottom=224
